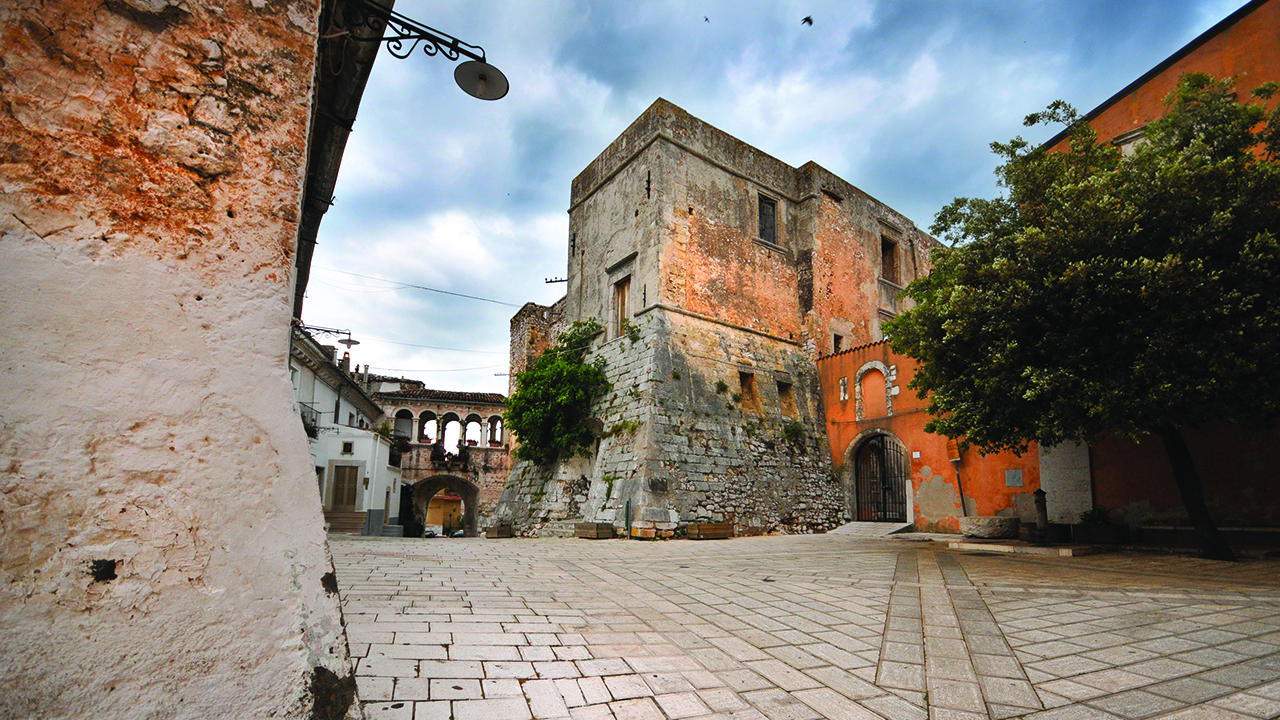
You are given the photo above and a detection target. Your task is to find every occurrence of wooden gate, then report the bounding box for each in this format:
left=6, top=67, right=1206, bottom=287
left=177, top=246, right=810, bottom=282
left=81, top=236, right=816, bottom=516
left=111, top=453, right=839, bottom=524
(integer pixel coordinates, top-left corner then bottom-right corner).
left=854, top=435, right=909, bottom=522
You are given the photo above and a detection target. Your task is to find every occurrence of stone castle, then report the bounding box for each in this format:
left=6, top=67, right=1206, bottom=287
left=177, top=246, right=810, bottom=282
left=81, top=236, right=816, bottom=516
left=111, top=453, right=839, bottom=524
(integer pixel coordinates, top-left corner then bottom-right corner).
left=496, top=99, right=938, bottom=536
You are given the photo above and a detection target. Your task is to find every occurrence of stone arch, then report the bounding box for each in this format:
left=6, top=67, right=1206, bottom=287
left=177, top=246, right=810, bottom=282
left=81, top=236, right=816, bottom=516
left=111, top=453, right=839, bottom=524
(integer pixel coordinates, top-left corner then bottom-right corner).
left=487, top=415, right=503, bottom=446
left=464, top=413, right=483, bottom=447
left=844, top=430, right=910, bottom=523
left=853, top=360, right=893, bottom=420
left=440, top=412, right=462, bottom=453
left=410, top=474, right=480, bottom=538
left=418, top=410, right=438, bottom=443
left=393, top=408, right=414, bottom=439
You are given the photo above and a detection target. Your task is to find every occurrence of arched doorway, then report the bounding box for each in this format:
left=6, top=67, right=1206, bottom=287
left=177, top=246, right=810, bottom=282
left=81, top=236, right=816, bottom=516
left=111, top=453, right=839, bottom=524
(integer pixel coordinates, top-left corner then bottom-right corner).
left=853, top=434, right=909, bottom=522
left=409, top=475, right=480, bottom=537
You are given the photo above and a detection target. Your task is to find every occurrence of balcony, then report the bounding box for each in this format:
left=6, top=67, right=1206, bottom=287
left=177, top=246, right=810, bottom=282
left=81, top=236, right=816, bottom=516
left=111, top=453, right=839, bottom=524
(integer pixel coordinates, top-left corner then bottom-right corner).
left=299, top=402, right=321, bottom=439
left=877, top=277, right=904, bottom=315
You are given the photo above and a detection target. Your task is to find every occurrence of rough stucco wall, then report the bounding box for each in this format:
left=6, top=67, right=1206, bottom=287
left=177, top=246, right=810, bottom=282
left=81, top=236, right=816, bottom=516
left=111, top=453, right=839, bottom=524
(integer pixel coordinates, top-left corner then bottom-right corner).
left=820, top=344, right=1041, bottom=533
left=0, top=1, right=357, bottom=717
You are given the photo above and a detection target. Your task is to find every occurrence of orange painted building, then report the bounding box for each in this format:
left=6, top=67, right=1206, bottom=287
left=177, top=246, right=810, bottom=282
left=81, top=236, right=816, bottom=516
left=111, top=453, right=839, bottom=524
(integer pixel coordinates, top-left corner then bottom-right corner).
left=1045, top=0, right=1280, bottom=153
left=1043, top=0, right=1280, bottom=532
left=818, top=342, right=1078, bottom=533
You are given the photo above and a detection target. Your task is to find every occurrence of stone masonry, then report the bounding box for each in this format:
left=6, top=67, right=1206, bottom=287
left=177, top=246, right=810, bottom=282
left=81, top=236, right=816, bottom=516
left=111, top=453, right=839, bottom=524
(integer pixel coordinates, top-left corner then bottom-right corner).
left=497, top=99, right=937, bottom=537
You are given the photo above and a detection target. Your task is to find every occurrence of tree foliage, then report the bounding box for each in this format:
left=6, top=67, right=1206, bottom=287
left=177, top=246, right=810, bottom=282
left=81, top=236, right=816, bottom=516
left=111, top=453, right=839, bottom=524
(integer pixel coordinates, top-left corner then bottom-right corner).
left=504, top=320, right=610, bottom=466
left=887, top=75, right=1280, bottom=560
left=890, top=74, right=1280, bottom=454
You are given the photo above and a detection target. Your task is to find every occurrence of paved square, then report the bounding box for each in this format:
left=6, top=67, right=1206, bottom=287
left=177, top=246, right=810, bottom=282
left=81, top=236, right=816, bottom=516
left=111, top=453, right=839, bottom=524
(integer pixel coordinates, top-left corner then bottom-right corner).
left=331, top=534, right=1280, bottom=719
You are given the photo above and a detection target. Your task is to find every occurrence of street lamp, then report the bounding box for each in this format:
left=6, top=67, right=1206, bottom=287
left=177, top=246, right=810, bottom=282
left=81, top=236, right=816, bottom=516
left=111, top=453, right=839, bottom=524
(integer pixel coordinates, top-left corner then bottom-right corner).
left=336, top=0, right=509, bottom=100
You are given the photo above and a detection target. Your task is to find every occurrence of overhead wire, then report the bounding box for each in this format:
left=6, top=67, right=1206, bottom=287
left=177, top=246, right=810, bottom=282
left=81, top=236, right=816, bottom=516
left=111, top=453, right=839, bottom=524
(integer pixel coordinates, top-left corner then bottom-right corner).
left=313, top=266, right=522, bottom=307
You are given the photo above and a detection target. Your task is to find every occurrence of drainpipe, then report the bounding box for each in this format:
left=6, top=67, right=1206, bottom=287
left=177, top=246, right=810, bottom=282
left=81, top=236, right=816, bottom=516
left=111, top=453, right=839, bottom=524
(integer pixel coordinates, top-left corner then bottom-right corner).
left=947, top=438, right=966, bottom=517
left=625, top=499, right=632, bottom=539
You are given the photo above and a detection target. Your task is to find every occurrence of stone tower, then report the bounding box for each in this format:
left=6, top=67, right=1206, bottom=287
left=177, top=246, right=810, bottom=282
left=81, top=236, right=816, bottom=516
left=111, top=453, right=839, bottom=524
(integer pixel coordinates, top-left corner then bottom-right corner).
left=497, top=99, right=936, bottom=536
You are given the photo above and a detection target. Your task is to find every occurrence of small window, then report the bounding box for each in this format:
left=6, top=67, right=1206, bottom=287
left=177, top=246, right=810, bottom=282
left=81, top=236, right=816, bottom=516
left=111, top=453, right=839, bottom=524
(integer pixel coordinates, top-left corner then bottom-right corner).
left=570, top=233, right=576, bottom=256
left=341, top=441, right=354, bottom=455
left=833, top=334, right=843, bottom=353
left=739, top=371, right=760, bottom=413
left=758, top=195, right=777, bottom=245
left=348, top=412, right=355, bottom=427
left=614, top=276, right=631, bottom=338
left=881, top=237, right=898, bottom=283
left=777, top=381, right=797, bottom=418
left=839, top=377, right=849, bottom=401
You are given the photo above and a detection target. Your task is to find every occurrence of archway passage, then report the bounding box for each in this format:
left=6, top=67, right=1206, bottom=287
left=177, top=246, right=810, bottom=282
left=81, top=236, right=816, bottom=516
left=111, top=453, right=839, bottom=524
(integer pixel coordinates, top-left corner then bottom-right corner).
left=854, top=435, right=909, bottom=522
left=411, top=475, right=480, bottom=538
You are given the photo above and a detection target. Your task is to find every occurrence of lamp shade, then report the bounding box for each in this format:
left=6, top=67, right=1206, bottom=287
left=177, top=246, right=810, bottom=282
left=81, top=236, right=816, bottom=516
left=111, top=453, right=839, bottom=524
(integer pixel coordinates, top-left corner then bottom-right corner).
left=454, top=60, right=509, bottom=101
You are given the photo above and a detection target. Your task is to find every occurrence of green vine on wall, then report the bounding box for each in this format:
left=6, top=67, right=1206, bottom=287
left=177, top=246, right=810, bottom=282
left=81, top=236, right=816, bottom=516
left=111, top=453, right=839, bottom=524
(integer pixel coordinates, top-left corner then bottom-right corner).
left=505, top=320, right=611, bottom=466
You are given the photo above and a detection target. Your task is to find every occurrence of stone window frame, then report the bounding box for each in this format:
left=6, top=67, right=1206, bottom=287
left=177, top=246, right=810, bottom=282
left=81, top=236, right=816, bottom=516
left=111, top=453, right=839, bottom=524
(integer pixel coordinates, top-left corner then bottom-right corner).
left=853, top=360, right=895, bottom=420
left=839, top=376, right=849, bottom=401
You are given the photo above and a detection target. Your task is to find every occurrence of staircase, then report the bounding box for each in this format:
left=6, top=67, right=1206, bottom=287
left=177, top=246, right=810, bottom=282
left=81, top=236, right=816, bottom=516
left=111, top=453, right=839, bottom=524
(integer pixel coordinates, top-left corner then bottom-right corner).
left=325, top=511, right=367, bottom=535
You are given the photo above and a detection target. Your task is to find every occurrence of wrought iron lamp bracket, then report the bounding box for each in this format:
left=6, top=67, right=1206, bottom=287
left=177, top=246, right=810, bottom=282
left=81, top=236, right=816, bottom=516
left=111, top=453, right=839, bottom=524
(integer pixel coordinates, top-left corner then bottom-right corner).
left=338, top=0, right=488, bottom=63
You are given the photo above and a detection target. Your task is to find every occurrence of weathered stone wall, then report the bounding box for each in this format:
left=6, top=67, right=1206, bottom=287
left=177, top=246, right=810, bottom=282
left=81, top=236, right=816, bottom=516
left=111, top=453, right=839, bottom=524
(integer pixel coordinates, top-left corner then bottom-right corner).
left=508, top=298, right=566, bottom=395
left=400, top=445, right=511, bottom=524
left=497, top=99, right=931, bottom=537
left=0, top=1, right=356, bottom=717
left=497, top=309, right=844, bottom=536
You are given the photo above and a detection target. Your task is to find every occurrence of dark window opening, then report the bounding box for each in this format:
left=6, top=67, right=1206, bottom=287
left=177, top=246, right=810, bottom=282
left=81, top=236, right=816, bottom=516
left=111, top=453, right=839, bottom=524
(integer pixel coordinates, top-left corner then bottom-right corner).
left=739, top=371, right=759, bottom=412
left=341, top=441, right=354, bottom=455
left=614, top=276, right=631, bottom=338
left=881, top=237, right=898, bottom=283
left=333, top=397, right=340, bottom=425
left=758, top=195, right=777, bottom=245
left=570, top=233, right=576, bottom=256
left=646, top=170, right=651, bottom=199
left=833, top=334, right=843, bottom=353
left=777, top=381, right=797, bottom=417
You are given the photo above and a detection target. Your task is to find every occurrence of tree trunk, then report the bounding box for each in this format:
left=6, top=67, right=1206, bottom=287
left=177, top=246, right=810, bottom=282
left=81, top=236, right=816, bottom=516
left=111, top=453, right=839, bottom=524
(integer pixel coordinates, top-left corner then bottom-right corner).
left=1155, top=425, right=1236, bottom=562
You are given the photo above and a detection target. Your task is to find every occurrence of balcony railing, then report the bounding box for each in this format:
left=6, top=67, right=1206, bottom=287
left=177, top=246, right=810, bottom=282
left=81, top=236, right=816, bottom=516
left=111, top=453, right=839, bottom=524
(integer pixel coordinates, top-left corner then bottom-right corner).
left=299, top=402, right=321, bottom=438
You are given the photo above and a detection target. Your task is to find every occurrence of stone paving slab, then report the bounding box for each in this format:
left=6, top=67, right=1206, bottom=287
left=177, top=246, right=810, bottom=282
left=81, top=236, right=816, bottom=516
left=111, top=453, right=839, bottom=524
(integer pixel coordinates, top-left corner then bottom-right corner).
left=331, top=534, right=1280, bottom=719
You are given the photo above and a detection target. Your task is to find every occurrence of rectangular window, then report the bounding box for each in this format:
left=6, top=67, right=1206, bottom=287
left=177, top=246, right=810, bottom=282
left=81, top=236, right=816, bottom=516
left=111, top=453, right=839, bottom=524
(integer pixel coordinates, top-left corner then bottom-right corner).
left=881, top=236, right=898, bottom=283
left=833, top=334, right=843, bottom=354
left=614, top=276, right=631, bottom=338
left=777, top=381, right=797, bottom=418
left=348, top=412, right=355, bottom=427
left=758, top=195, right=777, bottom=245
left=341, top=441, right=354, bottom=455
left=333, top=397, right=341, bottom=425
left=738, top=371, right=760, bottom=413
left=839, top=377, right=849, bottom=401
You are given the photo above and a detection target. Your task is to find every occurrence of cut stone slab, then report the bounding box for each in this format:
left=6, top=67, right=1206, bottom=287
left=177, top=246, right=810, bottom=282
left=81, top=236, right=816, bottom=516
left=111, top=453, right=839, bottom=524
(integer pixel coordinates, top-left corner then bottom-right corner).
left=958, top=517, right=1020, bottom=539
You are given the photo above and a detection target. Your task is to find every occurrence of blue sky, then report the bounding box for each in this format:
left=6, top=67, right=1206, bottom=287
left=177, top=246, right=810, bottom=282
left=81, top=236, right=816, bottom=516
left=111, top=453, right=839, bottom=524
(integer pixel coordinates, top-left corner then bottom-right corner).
left=301, top=0, right=1247, bottom=394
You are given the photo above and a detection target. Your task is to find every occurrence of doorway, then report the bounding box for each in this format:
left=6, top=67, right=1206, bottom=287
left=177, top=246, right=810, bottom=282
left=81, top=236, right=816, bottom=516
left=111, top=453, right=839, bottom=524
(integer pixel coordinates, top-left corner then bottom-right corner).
left=853, top=435, right=909, bottom=522
left=332, top=465, right=359, bottom=512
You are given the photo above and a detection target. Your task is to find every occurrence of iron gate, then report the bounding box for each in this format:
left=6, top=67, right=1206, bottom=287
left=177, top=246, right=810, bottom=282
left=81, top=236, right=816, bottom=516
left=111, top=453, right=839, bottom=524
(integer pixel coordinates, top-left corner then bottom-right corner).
left=854, top=435, right=909, bottom=522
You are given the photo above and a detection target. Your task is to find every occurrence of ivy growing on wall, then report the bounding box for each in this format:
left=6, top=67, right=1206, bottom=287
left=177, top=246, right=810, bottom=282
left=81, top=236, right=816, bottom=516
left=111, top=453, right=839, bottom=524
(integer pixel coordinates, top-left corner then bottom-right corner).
left=505, top=320, right=611, bottom=466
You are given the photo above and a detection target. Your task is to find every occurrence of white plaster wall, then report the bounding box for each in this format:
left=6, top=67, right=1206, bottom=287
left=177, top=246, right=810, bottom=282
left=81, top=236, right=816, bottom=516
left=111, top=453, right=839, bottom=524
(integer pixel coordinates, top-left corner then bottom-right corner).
left=0, top=230, right=355, bottom=717
left=0, top=0, right=358, bottom=716
left=1039, top=440, right=1094, bottom=524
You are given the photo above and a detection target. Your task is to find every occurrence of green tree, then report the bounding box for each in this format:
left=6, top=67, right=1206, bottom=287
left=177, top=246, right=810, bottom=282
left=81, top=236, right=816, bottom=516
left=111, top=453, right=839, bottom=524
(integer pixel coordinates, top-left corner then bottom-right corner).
left=504, top=320, right=611, bottom=466
left=889, top=74, right=1280, bottom=561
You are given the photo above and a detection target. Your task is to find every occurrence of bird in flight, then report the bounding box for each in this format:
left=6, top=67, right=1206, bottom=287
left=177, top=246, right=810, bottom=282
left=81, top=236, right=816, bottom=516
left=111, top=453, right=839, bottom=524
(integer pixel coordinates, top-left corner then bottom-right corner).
left=801, top=15, right=813, bottom=25
left=704, top=16, right=709, bottom=22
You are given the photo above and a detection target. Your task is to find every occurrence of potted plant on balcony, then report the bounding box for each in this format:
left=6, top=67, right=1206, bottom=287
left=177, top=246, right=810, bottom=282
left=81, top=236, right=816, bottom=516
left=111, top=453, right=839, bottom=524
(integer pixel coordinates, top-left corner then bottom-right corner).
left=1072, top=506, right=1129, bottom=545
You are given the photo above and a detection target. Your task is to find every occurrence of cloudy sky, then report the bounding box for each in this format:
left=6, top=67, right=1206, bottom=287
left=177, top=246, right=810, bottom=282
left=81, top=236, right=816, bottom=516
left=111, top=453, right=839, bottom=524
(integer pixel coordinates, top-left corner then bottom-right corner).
left=301, top=0, right=1246, bottom=395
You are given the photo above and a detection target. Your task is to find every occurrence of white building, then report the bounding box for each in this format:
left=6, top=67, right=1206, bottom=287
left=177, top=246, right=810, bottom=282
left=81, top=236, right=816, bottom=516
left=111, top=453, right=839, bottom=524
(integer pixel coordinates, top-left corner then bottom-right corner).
left=290, top=326, right=403, bottom=536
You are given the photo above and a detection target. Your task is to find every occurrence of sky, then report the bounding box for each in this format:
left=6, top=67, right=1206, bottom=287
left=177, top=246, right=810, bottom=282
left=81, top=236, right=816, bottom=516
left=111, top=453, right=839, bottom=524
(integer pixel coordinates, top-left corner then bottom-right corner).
left=301, top=0, right=1247, bottom=395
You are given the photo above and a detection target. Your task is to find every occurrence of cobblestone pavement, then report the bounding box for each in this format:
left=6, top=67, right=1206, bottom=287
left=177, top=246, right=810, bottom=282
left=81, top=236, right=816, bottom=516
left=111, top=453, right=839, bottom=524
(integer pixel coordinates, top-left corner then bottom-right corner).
left=330, top=533, right=1280, bottom=720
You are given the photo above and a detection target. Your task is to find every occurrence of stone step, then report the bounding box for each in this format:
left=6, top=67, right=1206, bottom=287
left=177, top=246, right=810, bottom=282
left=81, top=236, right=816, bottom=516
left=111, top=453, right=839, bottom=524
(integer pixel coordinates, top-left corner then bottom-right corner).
left=827, top=521, right=913, bottom=538
left=325, top=510, right=366, bottom=534
left=380, top=524, right=404, bottom=537
left=541, top=519, right=583, bottom=538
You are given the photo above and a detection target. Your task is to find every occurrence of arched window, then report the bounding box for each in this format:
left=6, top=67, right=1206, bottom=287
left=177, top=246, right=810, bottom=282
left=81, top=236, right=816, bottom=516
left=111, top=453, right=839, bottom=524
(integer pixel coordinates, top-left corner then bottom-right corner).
left=487, top=416, right=504, bottom=446
left=418, top=411, right=437, bottom=443
left=393, top=409, right=414, bottom=439
left=440, top=413, right=462, bottom=453
left=464, top=414, right=483, bottom=447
